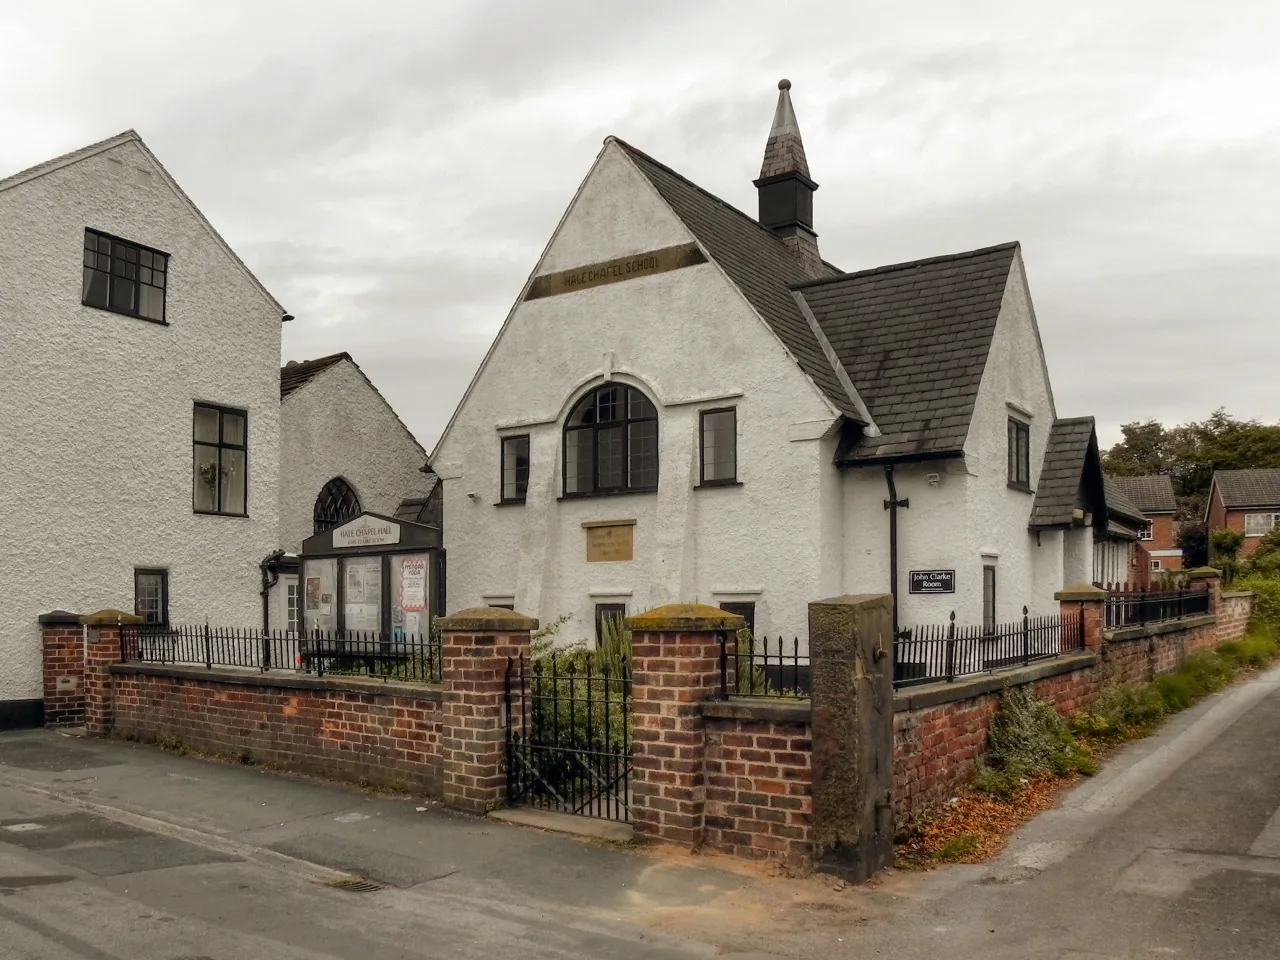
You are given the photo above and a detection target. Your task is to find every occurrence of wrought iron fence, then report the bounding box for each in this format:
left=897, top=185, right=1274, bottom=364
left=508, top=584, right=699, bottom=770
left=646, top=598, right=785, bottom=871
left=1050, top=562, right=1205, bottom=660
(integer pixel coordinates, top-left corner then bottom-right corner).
left=893, top=608, right=1084, bottom=688
left=1102, top=583, right=1211, bottom=629
left=120, top=624, right=441, bottom=683
left=505, top=650, right=632, bottom=822
left=718, top=634, right=810, bottom=699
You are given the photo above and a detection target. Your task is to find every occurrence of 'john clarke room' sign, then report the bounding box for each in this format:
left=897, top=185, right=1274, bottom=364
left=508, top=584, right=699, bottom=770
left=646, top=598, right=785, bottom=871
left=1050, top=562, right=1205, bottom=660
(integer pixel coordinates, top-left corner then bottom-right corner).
left=908, top=570, right=955, bottom=594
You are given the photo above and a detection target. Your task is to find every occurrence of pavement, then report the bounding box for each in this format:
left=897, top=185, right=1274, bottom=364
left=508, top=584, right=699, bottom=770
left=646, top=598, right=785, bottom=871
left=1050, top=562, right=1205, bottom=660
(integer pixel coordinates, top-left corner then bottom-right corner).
left=1, top=663, right=1279, bottom=958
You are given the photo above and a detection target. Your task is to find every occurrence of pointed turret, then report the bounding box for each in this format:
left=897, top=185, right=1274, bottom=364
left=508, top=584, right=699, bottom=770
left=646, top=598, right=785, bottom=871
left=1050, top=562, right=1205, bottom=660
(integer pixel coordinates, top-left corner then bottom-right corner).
left=755, top=79, right=822, bottom=277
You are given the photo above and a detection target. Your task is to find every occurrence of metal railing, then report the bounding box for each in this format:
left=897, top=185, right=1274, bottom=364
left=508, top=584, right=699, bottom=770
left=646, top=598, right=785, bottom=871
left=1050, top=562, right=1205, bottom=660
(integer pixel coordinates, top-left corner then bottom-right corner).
left=1101, top=583, right=1211, bottom=629
left=893, top=608, right=1083, bottom=688
left=120, top=624, right=442, bottom=684
left=718, top=634, right=810, bottom=699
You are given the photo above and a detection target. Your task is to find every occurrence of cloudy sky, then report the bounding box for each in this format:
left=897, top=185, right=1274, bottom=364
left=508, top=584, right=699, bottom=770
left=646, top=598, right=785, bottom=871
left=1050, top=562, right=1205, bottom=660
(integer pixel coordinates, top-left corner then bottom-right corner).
left=3, top=1, right=1277, bottom=450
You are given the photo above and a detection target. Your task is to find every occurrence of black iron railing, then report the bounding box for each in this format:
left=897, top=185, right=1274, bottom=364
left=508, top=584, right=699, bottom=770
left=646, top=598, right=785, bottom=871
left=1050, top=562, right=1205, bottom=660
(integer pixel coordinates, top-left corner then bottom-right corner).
left=505, top=651, right=632, bottom=822
left=718, top=634, right=810, bottom=699
left=1102, top=583, right=1211, bottom=629
left=120, top=624, right=441, bottom=683
left=893, top=608, right=1083, bottom=688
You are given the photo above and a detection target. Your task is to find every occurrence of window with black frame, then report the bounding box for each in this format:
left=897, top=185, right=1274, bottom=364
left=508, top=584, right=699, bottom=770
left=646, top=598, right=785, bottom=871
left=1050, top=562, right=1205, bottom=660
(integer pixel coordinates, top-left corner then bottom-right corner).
left=193, top=403, right=247, bottom=516
left=313, top=477, right=361, bottom=532
left=718, top=601, right=756, bottom=635
left=501, top=434, right=530, bottom=503
left=563, top=385, right=658, bottom=496
left=595, top=603, right=627, bottom=646
left=134, top=569, right=169, bottom=627
left=82, top=228, right=168, bottom=323
left=1007, top=417, right=1030, bottom=490
left=982, top=565, right=997, bottom=633
left=700, top=408, right=737, bottom=485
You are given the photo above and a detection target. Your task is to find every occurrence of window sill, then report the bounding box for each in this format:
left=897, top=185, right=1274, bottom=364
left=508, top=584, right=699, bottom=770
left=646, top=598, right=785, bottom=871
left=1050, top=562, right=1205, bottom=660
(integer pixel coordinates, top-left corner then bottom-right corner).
left=1007, top=482, right=1034, bottom=495
left=83, top=302, right=168, bottom=326
left=193, top=510, right=249, bottom=519
left=557, top=488, right=658, bottom=502
left=494, top=498, right=526, bottom=507
left=695, top=480, right=743, bottom=490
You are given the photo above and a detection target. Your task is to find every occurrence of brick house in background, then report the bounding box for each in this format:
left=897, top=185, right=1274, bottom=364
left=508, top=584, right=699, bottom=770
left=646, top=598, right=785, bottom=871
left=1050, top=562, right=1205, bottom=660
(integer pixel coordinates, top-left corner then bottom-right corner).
left=1110, top=474, right=1180, bottom=575
left=1206, top=468, right=1280, bottom=559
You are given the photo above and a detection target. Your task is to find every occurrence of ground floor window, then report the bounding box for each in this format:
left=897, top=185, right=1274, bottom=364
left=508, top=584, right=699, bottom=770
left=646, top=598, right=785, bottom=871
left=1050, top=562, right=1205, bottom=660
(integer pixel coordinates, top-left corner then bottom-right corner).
left=982, top=565, right=996, bottom=632
left=595, top=603, right=627, bottom=647
left=286, top=580, right=300, bottom=634
left=718, top=601, right=756, bottom=635
left=1151, top=559, right=1163, bottom=572
left=134, top=569, right=169, bottom=627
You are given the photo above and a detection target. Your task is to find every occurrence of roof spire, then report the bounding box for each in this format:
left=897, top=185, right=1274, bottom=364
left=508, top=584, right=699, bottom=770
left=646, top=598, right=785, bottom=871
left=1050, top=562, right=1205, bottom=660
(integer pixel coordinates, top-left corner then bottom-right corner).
left=760, top=78, right=810, bottom=180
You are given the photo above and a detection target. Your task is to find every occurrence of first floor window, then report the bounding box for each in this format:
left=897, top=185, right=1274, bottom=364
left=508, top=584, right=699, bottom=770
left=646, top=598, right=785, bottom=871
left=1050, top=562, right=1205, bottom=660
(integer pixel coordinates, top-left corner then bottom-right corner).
left=286, top=580, right=300, bottom=634
left=1139, top=523, right=1153, bottom=541
left=1151, top=559, right=1163, bottom=572
left=700, top=408, right=737, bottom=485
left=595, top=603, right=627, bottom=647
left=501, top=434, right=530, bottom=503
left=1007, top=418, right=1030, bottom=489
left=564, top=385, right=658, bottom=496
left=83, top=228, right=168, bottom=323
left=982, top=565, right=997, bottom=632
left=719, top=601, right=756, bottom=636
left=1244, top=513, right=1280, bottom=537
left=193, top=403, right=248, bottom=515
left=134, top=569, right=169, bottom=627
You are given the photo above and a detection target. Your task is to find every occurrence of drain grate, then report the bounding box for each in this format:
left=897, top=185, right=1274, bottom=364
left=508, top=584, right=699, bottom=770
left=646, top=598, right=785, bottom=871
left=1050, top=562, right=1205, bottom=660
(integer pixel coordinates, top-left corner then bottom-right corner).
left=325, top=877, right=385, bottom=893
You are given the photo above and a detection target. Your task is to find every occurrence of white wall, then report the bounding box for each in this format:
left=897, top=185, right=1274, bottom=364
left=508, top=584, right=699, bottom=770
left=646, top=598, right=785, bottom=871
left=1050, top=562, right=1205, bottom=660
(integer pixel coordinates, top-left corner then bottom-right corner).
left=0, top=139, right=281, bottom=703
left=278, top=360, right=429, bottom=553
left=434, top=140, right=837, bottom=644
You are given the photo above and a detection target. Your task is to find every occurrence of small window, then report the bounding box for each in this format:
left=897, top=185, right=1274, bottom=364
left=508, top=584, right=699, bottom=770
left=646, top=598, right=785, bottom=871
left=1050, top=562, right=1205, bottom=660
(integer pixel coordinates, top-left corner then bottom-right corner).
left=501, top=435, right=530, bottom=503
left=1150, top=559, right=1162, bottom=572
left=313, top=477, right=360, bottom=532
left=700, top=408, right=737, bottom=485
left=286, top=581, right=300, bottom=634
left=1244, top=513, right=1280, bottom=537
left=982, top=565, right=997, bottom=633
left=193, top=403, right=248, bottom=516
left=719, top=601, right=756, bottom=636
left=83, top=228, right=168, bottom=323
left=134, top=569, right=169, bottom=627
left=595, top=603, right=627, bottom=647
left=1007, top=418, right=1030, bottom=489
left=1139, top=523, right=1153, bottom=541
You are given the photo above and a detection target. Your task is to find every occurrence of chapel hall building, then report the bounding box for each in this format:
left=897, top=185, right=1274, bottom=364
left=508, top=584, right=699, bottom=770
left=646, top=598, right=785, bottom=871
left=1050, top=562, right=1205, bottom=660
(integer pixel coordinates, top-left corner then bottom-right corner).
left=431, top=81, right=1132, bottom=645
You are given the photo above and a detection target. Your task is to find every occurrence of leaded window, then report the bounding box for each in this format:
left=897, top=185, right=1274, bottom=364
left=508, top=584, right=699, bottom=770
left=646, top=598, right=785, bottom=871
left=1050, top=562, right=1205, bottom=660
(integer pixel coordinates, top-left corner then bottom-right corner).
left=83, top=228, right=168, bottom=323
left=314, top=477, right=361, bottom=532
left=134, top=569, right=169, bottom=627
left=563, top=385, right=658, bottom=496
left=193, top=404, right=247, bottom=516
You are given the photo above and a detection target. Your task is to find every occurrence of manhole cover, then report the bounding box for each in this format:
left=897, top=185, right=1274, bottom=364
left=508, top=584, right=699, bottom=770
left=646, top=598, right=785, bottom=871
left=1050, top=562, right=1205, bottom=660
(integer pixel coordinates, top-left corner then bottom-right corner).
left=325, top=877, right=384, bottom=893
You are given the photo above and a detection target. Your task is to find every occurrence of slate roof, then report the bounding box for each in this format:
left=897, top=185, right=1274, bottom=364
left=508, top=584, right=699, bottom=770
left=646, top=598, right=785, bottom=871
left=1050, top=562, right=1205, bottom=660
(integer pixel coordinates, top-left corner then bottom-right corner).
left=1108, top=475, right=1177, bottom=514
left=1212, top=469, right=1280, bottom=509
left=799, top=244, right=1018, bottom=461
left=615, top=140, right=857, bottom=420
left=280, top=353, right=351, bottom=399
left=1102, top=475, right=1148, bottom=528
left=1030, top=417, right=1097, bottom=528
left=393, top=473, right=441, bottom=526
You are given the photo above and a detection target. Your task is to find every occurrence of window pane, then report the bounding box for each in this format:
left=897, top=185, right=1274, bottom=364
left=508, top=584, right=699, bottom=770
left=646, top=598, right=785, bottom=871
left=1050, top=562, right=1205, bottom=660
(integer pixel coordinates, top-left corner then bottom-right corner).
left=84, top=248, right=97, bottom=268
left=628, top=388, right=656, bottom=420
left=221, top=449, right=247, bottom=514
left=222, top=411, right=245, bottom=446
left=194, top=444, right=219, bottom=511
left=628, top=420, right=658, bottom=489
left=85, top=230, right=97, bottom=251
left=98, top=236, right=112, bottom=253
left=82, top=267, right=109, bottom=307
left=140, top=250, right=153, bottom=267
left=193, top=405, right=219, bottom=443
left=568, top=394, right=596, bottom=426
left=139, top=285, right=164, bottom=321
left=597, top=425, right=624, bottom=488
left=596, top=386, right=621, bottom=424
left=110, top=275, right=136, bottom=313
left=565, top=428, right=593, bottom=494
left=702, top=410, right=735, bottom=482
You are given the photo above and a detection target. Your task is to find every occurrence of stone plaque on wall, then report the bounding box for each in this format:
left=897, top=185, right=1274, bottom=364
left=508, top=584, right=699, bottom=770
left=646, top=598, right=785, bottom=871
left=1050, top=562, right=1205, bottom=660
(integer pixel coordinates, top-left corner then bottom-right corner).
left=583, top=520, right=635, bottom=562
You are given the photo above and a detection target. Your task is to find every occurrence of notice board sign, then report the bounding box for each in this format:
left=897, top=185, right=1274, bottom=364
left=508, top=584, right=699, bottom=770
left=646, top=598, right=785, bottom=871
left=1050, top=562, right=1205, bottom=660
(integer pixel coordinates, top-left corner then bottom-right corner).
left=908, top=570, right=955, bottom=594
left=583, top=519, right=635, bottom=563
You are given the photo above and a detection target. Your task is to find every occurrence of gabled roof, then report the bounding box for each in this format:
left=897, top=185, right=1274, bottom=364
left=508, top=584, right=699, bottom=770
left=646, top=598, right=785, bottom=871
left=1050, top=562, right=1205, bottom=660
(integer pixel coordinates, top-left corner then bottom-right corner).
left=615, top=140, right=858, bottom=420
left=393, top=474, right=441, bottom=526
left=1108, top=475, right=1177, bottom=514
left=1102, top=475, right=1148, bottom=528
left=1211, top=468, right=1280, bottom=509
left=0, top=130, right=283, bottom=313
left=801, top=243, right=1018, bottom=461
left=281, top=353, right=351, bottom=398
left=1031, top=417, right=1098, bottom=528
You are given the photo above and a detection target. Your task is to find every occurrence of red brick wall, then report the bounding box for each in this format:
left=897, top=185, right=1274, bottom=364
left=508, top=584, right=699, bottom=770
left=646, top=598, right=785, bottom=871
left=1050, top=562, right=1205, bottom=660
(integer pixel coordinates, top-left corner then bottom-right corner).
left=1218, top=593, right=1254, bottom=642
left=704, top=715, right=812, bottom=862
left=109, top=666, right=442, bottom=794
left=1207, top=487, right=1228, bottom=531
left=42, top=625, right=85, bottom=727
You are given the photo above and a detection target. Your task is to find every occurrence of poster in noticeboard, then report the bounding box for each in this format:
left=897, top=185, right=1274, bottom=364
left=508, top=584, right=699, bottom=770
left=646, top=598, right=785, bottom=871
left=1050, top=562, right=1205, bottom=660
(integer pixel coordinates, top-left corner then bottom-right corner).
left=401, top=557, right=428, bottom=613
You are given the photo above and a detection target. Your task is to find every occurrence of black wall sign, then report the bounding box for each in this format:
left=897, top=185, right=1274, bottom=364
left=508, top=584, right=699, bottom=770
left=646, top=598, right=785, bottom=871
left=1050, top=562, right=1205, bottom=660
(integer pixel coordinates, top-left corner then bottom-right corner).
left=908, top=570, right=955, bottom=594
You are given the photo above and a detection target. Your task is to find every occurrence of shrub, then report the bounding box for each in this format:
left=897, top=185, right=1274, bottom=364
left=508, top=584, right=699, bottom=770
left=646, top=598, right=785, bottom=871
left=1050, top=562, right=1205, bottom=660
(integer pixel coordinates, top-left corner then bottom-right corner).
left=1217, top=629, right=1279, bottom=668
left=1210, top=528, right=1245, bottom=560
left=972, top=687, right=1095, bottom=798
left=1072, top=683, right=1166, bottom=740
left=1178, top=522, right=1209, bottom=568
left=1236, top=573, right=1280, bottom=632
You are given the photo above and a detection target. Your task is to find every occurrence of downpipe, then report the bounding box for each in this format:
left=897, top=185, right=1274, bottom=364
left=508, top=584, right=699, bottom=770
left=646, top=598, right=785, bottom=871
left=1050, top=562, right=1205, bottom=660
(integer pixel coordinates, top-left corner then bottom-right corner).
left=259, top=549, right=286, bottom=632
left=883, top=465, right=909, bottom=639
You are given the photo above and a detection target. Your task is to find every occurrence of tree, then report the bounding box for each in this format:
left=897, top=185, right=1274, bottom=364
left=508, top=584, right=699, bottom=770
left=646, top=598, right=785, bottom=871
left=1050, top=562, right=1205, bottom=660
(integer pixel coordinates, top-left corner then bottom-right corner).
left=1178, top=522, right=1208, bottom=569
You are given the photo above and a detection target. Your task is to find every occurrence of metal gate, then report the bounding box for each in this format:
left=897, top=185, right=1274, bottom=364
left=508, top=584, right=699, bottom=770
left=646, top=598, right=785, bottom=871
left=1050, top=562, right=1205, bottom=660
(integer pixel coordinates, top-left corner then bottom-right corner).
left=504, top=651, right=632, bottom=822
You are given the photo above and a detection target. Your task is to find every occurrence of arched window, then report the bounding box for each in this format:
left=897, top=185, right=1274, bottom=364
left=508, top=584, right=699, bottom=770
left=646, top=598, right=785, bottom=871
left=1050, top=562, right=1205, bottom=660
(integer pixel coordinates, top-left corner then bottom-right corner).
left=313, top=477, right=361, bottom=532
left=564, top=384, right=658, bottom=496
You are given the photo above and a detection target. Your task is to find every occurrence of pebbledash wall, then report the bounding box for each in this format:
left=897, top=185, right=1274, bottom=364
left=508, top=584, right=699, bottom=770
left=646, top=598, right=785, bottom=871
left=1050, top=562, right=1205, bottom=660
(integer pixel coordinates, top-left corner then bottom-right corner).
left=56, top=578, right=1254, bottom=868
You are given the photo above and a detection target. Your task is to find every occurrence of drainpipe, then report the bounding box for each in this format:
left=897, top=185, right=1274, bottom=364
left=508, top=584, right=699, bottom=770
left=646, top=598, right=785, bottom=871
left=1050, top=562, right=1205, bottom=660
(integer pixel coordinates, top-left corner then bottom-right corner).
left=259, top=549, right=286, bottom=631
left=883, top=465, right=910, bottom=638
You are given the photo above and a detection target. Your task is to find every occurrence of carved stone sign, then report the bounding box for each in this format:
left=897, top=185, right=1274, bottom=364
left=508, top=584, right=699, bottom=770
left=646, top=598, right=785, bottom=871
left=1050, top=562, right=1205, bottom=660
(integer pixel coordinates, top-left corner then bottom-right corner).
left=524, top=243, right=707, bottom=301
left=583, top=519, right=635, bottom=563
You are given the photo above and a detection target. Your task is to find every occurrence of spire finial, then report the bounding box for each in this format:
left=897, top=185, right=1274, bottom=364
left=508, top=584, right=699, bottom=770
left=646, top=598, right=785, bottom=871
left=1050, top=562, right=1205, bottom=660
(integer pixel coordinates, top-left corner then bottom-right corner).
left=760, top=79, right=809, bottom=180
left=778, top=78, right=791, bottom=90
